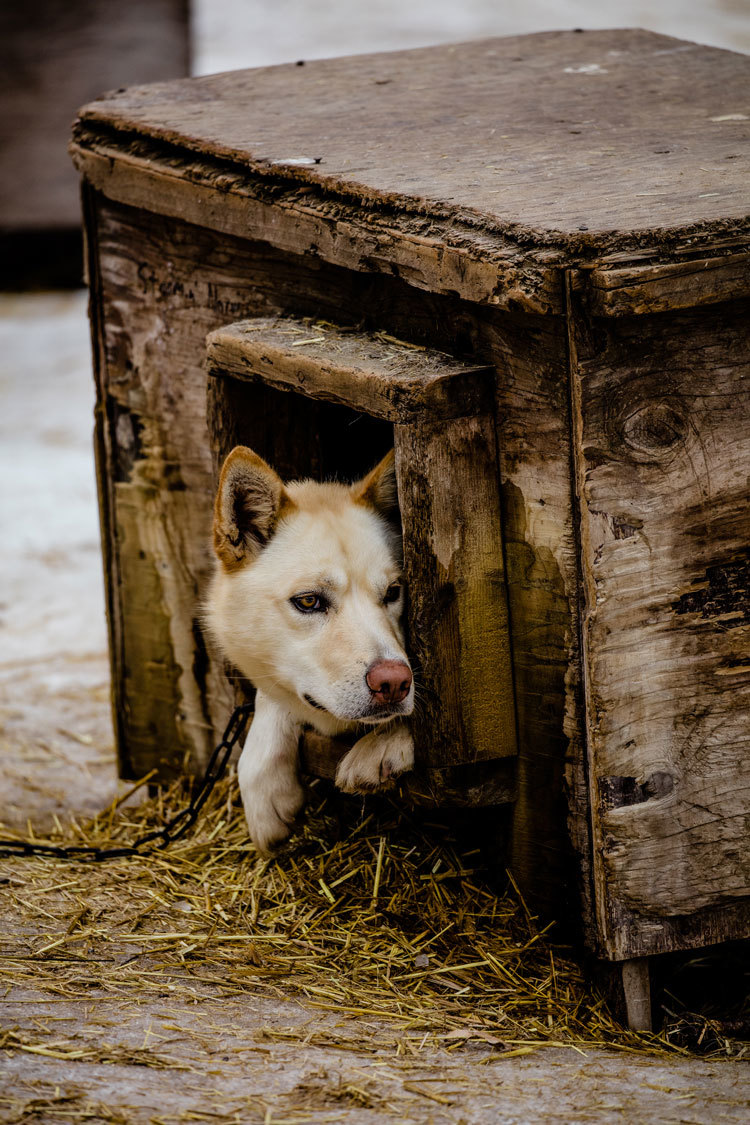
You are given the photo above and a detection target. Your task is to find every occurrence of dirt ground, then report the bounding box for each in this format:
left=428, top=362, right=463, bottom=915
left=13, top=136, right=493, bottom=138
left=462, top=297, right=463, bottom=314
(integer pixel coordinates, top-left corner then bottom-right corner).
left=2, top=992, right=747, bottom=1125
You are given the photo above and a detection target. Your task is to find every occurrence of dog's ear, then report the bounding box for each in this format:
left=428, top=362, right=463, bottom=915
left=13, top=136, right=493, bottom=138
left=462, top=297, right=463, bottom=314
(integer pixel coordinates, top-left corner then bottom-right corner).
left=213, top=446, right=293, bottom=570
left=353, top=449, right=399, bottom=516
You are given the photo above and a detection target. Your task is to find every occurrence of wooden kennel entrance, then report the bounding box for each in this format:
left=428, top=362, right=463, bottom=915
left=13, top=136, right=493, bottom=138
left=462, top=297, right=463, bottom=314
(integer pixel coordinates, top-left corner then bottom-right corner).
left=73, top=29, right=750, bottom=1027
left=206, top=316, right=517, bottom=807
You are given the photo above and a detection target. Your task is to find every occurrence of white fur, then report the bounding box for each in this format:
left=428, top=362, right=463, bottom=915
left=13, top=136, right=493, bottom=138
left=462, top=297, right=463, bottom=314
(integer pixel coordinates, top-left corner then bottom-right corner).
left=236, top=690, right=305, bottom=851
left=206, top=461, right=414, bottom=853
left=335, top=722, right=415, bottom=794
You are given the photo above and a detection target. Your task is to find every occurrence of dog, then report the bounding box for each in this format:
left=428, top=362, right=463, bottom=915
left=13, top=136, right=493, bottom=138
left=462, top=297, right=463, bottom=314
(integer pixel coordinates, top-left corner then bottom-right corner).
left=205, top=445, right=415, bottom=853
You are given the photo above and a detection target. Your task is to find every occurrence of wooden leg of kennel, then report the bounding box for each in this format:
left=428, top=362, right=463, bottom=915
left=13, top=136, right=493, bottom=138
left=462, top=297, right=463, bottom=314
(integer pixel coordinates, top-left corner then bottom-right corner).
left=620, top=959, right=652, bottom=1033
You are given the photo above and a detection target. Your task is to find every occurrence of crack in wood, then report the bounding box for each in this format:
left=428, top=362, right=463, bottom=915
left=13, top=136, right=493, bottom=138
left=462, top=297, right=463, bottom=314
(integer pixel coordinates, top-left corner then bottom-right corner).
left=673, top=551, right=750, bottom=629
left=599, top=771, right=676, bottom=810
left=107, top=396, right=144, bottom=483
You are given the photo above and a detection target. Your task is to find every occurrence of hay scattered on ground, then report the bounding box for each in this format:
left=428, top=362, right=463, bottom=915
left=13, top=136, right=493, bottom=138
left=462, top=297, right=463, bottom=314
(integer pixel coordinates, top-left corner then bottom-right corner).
left=0, top=772, right=741, bottom=1060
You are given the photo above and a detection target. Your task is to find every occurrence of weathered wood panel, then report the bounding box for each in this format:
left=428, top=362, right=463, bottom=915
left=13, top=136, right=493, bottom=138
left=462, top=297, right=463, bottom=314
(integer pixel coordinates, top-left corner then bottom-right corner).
left=569, top=286, right=750, bottom=957
left=71, top=136, right=558, bottom=315
left=477, top=311, right=590, bottom=925
left=206, top=317, right=493, bottom=422
left=394, top=409, right=516, bottom=768
left=584, top=251, right=750, bottom=317
left=74, top=30, right=750, bottom=249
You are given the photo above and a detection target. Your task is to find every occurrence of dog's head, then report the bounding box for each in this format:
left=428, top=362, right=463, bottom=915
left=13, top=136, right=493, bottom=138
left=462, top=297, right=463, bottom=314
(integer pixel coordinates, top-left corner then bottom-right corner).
left=207, top=446, right=414, bottom=732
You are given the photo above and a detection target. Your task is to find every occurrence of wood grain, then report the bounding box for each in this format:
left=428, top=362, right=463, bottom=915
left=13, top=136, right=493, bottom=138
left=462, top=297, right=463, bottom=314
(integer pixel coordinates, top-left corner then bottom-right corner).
left=621, top=959, right=652, bottom=1032
left=569, top=284, right=750, bottom=957
left=480, top=310, right=590, bottom=924
left=71, top=135, right=560, bottom=315
left=395, top=411, right=516, bottom=768
left=206, top=317, right=493, bottom=422
left=585, top=252, right=750, bottom=316
left=73, top=29, right=750, bottom=244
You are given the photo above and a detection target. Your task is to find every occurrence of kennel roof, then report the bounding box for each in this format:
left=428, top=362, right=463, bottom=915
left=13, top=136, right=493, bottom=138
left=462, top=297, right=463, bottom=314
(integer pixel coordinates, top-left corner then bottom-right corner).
left=72, top=28, right=750, bottom=315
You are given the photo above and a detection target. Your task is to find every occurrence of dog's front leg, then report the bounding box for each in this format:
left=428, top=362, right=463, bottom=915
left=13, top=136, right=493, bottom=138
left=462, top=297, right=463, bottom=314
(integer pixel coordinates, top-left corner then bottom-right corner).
left=237, top=691, right=304, bottom=853
left=335, top=722, right=414, bottom=794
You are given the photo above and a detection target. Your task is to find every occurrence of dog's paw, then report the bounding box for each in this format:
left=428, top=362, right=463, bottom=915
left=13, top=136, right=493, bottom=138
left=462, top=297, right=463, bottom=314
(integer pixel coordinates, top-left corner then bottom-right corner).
left=238, top=762, right=305, bottom=855
left=335, top=725, right=414, bottom=794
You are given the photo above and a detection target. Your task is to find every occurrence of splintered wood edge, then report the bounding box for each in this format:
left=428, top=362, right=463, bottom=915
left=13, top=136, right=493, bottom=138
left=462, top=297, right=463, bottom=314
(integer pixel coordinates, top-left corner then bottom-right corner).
left=70, top=132, right=563, bottom=316
left=72, top=109, right=750, bottom=320
left=584, top=249, right=750, bottom=315
left=205, top=317, right=495, bottom=422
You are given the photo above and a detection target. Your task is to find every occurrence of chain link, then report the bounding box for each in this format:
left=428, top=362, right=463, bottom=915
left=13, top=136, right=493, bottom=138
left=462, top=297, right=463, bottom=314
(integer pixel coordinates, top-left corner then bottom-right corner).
left=0, top=704, right=253, bottom=862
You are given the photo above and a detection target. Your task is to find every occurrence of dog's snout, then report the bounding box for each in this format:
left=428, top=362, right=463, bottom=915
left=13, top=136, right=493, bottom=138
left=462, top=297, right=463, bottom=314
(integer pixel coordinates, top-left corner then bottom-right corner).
left=366, top=659, right=412, bottom=704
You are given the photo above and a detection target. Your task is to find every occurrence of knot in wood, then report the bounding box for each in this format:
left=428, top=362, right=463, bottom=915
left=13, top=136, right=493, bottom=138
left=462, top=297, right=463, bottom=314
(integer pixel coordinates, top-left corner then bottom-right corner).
left=619, top=400, right=687, bottom=458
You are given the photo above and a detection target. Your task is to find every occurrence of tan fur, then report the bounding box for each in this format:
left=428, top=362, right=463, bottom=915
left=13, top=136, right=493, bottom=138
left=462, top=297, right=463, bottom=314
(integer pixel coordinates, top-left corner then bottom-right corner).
left=353, top=448, right=399, bottom=515
left=213, top=447, right=296, bottom=571
left=206, top=447, right=414, bottom=853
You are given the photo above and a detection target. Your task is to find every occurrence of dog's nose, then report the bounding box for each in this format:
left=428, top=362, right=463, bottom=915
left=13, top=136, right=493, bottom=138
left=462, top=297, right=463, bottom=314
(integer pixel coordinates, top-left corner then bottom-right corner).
left=366, top=660, right=412, bottom=704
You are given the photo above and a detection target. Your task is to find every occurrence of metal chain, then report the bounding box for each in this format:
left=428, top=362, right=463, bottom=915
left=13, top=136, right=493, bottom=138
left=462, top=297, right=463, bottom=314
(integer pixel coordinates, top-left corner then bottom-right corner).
left=0, top=704, right=253, bottom=862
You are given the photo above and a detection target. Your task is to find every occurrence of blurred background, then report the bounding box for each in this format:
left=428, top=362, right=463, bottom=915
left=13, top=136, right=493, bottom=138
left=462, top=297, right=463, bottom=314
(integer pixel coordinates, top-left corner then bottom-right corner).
left=0, top=0, right=748, bottom=821
left=193, top=0, right=750, bottom=73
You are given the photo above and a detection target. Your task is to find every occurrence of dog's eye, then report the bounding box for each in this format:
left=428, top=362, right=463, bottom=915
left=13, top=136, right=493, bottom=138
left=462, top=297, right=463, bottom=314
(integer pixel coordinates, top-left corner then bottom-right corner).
left=383, top=582, right=402, bottom=605
left=290, top=593, right=327, bottom=614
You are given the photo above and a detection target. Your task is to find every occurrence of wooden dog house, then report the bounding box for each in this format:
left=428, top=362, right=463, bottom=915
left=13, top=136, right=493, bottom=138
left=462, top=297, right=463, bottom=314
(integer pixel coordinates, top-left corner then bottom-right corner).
left=72, top=29, right=750, bottom=1028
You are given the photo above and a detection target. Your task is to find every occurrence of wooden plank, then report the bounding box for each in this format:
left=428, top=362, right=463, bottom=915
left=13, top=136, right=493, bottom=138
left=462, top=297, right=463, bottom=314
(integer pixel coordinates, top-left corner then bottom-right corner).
left=73, top=29, right=750, bottom=249
left=569, top=281, right=750, bottom=958
left=488, top=309, right=591, bottom=925
left=82, top=183, right=129, bottom=771
left=585, top=251, right=750, bottom=316
left=71, top=138, right=560, bottom=315
left=395, top=412, right=517, bottom=767
left=206, top=317, right=493, bottom=422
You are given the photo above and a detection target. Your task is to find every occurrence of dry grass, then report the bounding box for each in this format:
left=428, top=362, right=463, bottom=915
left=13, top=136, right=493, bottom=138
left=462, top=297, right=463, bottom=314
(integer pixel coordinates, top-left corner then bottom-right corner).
left=0, top=772, right=741, bottom=1061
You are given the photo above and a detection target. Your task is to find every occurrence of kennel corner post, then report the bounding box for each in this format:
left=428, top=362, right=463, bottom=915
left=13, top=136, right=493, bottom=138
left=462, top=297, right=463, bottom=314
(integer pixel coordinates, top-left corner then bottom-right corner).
left=565, top=262, right=750, bottom=1020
